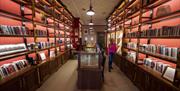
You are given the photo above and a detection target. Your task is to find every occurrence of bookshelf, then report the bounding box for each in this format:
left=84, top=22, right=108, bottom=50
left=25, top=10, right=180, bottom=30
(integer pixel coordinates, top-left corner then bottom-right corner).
left=107, top=0, right=180, bottom=90
left=0, top=0, right=73, bottom=91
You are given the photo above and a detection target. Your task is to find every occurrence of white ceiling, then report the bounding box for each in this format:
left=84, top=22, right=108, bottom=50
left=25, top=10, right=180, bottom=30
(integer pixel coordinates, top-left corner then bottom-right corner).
left=61, top=0, right=121, bottom=25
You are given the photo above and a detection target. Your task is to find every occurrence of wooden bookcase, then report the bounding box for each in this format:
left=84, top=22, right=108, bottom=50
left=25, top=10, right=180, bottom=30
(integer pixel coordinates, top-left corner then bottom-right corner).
left=0, top=0, right=73, bottom=91
left=107, top=0, right=180, bottom=91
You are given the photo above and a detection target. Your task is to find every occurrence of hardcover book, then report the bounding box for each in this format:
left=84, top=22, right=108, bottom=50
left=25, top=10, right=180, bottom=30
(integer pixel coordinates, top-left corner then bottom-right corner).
left=162, top=67, right=175, bottom=82
left=39, top=52, right=46, bottom=61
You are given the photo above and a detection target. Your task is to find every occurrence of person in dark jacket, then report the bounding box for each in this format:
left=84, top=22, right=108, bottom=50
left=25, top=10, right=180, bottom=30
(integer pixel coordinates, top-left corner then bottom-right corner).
left=101, top=48, right=106, bottom=81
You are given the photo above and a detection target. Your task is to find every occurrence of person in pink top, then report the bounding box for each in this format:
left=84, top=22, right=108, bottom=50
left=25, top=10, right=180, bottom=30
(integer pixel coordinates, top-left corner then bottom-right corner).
left=108, top=39, right=117, bottom=72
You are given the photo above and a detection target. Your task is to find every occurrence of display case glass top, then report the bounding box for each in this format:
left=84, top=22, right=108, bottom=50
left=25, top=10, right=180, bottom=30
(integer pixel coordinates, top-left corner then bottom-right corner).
left=78, top=52, right=100, bottom=69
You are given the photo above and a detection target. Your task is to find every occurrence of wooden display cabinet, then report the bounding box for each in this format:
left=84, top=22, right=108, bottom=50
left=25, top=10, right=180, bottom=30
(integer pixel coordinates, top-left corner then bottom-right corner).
left=0, top=0, right=74, bottom=91
left=108, top=0, right=180, bottom=91
left=77, top=52, right=103, bottom=89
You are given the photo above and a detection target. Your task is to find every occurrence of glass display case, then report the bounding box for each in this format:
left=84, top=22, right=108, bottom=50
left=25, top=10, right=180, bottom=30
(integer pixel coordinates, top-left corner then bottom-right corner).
left=77, top=51, right=103, bottom=89
left=78, top=52, right=100, bottom=69
left=84, top=47, right=96, bottom=53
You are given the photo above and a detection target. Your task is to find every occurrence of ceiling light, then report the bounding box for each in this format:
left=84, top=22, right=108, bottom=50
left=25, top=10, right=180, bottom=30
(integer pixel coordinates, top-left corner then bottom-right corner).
left=87, top=10, right=95, bottom=16
left=89, top=16, right=94, bottom=25
left=91, top=37, right=94, bottom=41
left=89, top=22, right=94, bottom=25
left=85, top=37, right=88, bottom=41
left=86, top=0, right=95, bottom=16
left=89, top=27, right=93, bottom=29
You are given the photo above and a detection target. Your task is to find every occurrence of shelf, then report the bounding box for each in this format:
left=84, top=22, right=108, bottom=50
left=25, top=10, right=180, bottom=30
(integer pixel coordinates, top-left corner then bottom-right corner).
left=120, top=56, right=179, bottom=90
left=0, top=9, right=22, bottom=21
left=124, top=10, right=180, bottom=31
left=111, top=0, right=136, bottom=22
left=0, top=0, right=72, bottom=88
left=0, top=50, right=35, bottom=61
left=0, top=34, right=53, bottom=38
left=38, top=0, right=72, bottom=21
left=124, top=36, right=180, bottom=39
left=0, top=65, right=35, bottom=85
left=124, top=37, right=138, bottom=39
left=108, top=0, right=180, bottom=89
left=0, top=50, right=67, bottom=85
left=37, top=46, right=56, bottom=51
left=0, top=8, right=55, bottom=28
left=124, top=47, right=177, bottom=63
left=139, top=51, right=177, bottom=63
left=37, top=57, right=56, bottom=67
left=146, top=0, right=170, bottom=9
left=143, top=10, right=180, bottom=25
left=12, top=0, right=71, bottom=25
left=110, top=0, right=172, bottom=24
left=124, top=47, right=137, bottom=52
left=137, top=65, right=179, bottom=90
left=0, top=35, right=32, bottom=37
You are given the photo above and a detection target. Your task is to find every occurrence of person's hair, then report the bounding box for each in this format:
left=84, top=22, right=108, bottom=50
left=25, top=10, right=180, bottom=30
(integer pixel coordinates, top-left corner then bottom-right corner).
left=110, top=38, right=114, bottom=44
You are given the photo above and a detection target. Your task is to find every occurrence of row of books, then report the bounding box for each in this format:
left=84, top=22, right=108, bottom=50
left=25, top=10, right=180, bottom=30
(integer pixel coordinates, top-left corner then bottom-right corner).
left=0, top=59, right=29, bottom=79
left=125, top=25, right=180, bottom=38
left=144, top=58, right=170, bottom=73
left=0, top=25, right=49, bottom=37
left=126, top=52, right=136, bottom=63
left=143, top=58, right=176, bottom=82
left=125, top=51, right=174, bottom=74
left=139, top=44, right=179, bottom=60
left=36, top=29, right=47, bottom=36
left=141, top=25, right=180, bottom=37
left=37, top=2, right=62, bottom=21
left=126, top=42, right=137, bottom=49
left=0, top=25, right=29, bottom=36
left=27, top=42, right=55, bottom=50
left=57, top=40, right=63, bottom=44
left=38, top=42, right=55, bottom=49
left=0, top=43, right=27, bottom=56
left=125, top=31, right=138, bottom=38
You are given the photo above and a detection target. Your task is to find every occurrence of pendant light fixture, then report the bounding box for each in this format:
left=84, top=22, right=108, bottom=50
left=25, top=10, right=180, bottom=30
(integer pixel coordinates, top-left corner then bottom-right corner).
left=89, top=16, right=94, bottom=25
left=86, top=0, right=95, bottom=16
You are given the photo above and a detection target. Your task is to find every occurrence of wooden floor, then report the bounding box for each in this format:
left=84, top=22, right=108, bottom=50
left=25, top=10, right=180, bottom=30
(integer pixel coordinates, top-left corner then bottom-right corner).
left=36, top=59, right=139, bottom=91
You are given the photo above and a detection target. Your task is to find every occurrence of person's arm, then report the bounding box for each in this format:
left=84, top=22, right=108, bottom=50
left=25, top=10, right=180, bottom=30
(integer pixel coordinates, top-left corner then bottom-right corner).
left=115, top=44, right=117, bottom=52
left=107, top=44, right=110, bottom=55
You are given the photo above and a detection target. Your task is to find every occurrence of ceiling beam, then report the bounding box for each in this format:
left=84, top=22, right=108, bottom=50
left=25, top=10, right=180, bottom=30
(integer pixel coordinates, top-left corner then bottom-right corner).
left=57, top=0, right=75, bottom=19
left=106, top=0, right=124, bottom=20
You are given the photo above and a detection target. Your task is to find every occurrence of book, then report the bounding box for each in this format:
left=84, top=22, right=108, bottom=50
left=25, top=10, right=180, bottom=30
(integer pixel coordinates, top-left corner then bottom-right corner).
left=39, top=52, right=46, bottom=61
left=162, top=67, right=175, bottom=82
left=0, top=59, right=29, bottom=79
left=171, top=48, right=178, bottom=60
left=50, top=51, right=55, bottom=58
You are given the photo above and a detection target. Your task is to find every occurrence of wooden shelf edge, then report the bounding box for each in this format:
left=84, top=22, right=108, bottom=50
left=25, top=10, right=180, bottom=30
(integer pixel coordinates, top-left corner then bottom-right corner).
left=0, top=51, right=69, bottom=85
left=123, top=47, right=177, bottom=63
left=0, top=65, right=35, bottom=85
left=124, top=36, right=180, bottom=39
left=0, top=50, right=35, bottom=61
left=137, top=65, right=179, bottom=90
left=119, top=55, right=179, bottom=90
